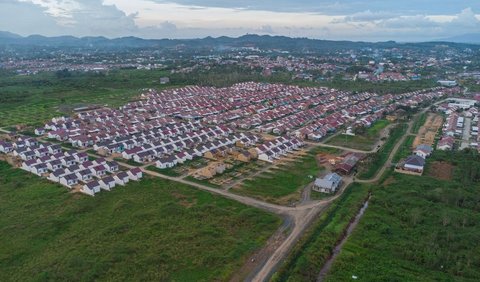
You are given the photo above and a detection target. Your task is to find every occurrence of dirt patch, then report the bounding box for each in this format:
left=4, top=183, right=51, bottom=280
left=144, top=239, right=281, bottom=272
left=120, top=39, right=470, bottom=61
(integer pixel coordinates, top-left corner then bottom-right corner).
left=316, top=152, right=341, bottom=171
left=171, top=192, right=197, bottom=208
left=427, top=161, right=454, bottom=180
left=413, top=114, right=443, bottom=148
left=382, top=176, right=396, bottom=186
left=229, top=217, right=291, bottom=282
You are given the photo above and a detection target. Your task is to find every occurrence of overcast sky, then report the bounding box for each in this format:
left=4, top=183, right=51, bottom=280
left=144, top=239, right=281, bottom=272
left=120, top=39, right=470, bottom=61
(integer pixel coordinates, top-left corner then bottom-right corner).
left=1, top=0, right=479, bottom=41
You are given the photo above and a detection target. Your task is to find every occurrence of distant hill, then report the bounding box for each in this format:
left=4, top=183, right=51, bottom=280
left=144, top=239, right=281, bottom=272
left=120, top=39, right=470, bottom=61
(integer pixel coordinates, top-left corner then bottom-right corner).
left=0, top=31, right=478, bottom=51
left=0, top=31, right=22, bottom=39
left=437, top=33, right=480, bottom=44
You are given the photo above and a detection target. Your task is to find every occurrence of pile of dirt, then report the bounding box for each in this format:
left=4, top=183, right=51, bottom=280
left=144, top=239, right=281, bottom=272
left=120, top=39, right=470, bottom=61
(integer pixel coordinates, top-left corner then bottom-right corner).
left=427, top=161, right=454, bottom=180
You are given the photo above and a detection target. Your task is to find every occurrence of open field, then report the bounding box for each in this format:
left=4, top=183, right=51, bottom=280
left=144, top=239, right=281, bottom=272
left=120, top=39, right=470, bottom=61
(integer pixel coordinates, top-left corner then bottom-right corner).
left=272, top=183, right=371, bottom=282
left=325, top=155, right=480, bottom=281
left=326, top=120, right=390, bottom=151
left=0, top=161, right=281, bottom=281
left=0, top=69, right=178, bottom=127
left=232, top=147, right=338, bottom=205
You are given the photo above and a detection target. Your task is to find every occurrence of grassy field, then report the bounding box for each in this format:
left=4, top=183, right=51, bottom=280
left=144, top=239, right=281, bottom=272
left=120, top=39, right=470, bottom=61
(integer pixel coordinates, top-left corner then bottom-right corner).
left=272, top=183, right=371, bottom=282
left=0, top=161, right=281, bottom=281
left=357, top=123, right=408, bottom=179
left=325, top=169, right=480, bottom=281
left=392, top=135, right=415, bottom=163
left=232, top=147, right=331, bottom=205
left=411, top=112, right=427, bottom=134
left=326, top=120, right=390, bottom=151
left=0, top=69, right=179, bottom=128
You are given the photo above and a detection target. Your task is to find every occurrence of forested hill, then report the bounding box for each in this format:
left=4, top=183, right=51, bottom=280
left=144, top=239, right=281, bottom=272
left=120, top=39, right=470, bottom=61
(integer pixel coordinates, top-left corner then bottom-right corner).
left=0, top=32, right=477, bottom=51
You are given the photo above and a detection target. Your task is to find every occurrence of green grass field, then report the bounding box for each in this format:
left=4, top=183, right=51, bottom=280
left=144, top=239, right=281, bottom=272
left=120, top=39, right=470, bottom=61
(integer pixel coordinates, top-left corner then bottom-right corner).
left=0, top=69, right=180, bottom=128
left=0, top=161, right=281, bottom=281
left=325, top=152, right=480, bottom=281
left=232, top=147, right=334, bottom=205
left=272, top=183, right=371, bottom=282
left=326, top=120, right=390, bottom=151
left=411, top=112, right=427, bottom=134
left=392, top=135, right=415, bottom=163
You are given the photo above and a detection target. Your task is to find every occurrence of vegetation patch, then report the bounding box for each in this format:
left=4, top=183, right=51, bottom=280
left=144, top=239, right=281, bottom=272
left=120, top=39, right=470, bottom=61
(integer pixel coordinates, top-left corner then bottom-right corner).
left=326, top=120, right=390, bottom=151
left=325, top=170, right=480, bottom=281
left=272, top=183, right=371, bottom=282
left=0, top=161, right=281, bottom=281
left=232, top=147, right=328, bottom=205
left=357, top=123, right=408, bottom=179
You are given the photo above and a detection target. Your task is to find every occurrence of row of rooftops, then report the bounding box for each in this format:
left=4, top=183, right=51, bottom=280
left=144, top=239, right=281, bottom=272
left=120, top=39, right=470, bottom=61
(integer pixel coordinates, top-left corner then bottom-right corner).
left=0, top=135, right=142, bottom=197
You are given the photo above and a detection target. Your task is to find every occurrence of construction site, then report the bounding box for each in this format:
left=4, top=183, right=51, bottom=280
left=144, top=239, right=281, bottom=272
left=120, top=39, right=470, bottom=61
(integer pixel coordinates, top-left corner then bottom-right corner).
left=412, top=114, right=444, bottom=148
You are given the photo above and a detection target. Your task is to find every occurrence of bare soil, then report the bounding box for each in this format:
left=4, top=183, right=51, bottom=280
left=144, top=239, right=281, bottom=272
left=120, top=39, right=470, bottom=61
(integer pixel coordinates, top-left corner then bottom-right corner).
left=427, top=161, right=454, bottom=181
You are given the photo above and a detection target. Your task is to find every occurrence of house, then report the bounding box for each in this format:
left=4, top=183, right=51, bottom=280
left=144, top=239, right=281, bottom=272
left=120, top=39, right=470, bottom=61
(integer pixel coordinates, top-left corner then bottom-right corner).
left=59, top=173, right=79, bottom=188
left=156, top=156, right=178, bottom=169
left=48, top=168, right=66, bottom=182
left=34, top=128, right=46, bottom=135
left=75, top=169, right=93, bottom=182
left=114, top=171, right=130, bottom=186
left=99, top=176, right=116, bottom=191
left=90, top=165, right=107, bottom=178
left=127, top=168, right=143, bottom=181
left=61, top=156, right=77, bottom=167
left=82, top=181, right=101, bottom=196
left=313, top=173, right=342, bottom=193
left=175, top=152, right=190, bottom=164
left=258, top=150, right=275, bottom=163
left=21, top=159, right=38, bottom=172
left=74, top=152, right=89, bottom=163
left=20, top=150, right=36, bottom=161
left=414, top=144, right=433, bottom=159
left=46, top=159, right=63, bottom=171
left=47, top=144, right=62, bottom=155
left=104, top=161, right=119, bottom=173
left=31, top=163, right=49, bottom=176
left=335, top=153, right=362, bottom=175
left=0, top=141, right=13, bottom=153
left=402, top=155, right=426, bottom=173
left=437, top=136, right=455, bottom=151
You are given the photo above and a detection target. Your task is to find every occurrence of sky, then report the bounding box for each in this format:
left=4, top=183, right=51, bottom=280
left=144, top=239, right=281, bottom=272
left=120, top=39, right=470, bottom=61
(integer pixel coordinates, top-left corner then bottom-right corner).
left=0, top=0, right=479, bottom=41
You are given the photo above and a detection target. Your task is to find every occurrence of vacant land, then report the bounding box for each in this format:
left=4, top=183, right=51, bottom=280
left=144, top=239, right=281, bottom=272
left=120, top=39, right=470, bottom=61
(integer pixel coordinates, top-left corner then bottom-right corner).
left=0, top=161, right=281, bottom=281
left=0, top=69, right=178, bottom=128
left=272, top=183, right=371, bottom=282
left=232, top=147, right=336, bottom=205
left=426, top=161, right=454, bottom=180
left=325, top=160, right=480, bottom=281
left=326, top=120, right=390, bottom=151
left=412, top=113, right=443, bottom=148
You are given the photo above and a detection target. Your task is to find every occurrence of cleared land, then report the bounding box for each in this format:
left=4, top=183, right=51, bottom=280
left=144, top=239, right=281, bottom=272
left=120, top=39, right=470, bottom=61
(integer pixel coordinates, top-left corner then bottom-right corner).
left=325, top=152, right=480, bottom=281
left=326, top=120, right=390, bottom=151
left=412, top=113, right=443, bottom=148
left=232, top=147, right=338, bottom=205
left=0, top=161, right=281, bottom=281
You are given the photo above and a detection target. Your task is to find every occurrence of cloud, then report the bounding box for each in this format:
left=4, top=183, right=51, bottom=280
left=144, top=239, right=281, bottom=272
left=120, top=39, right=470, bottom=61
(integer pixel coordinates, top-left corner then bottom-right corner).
left=2, top=0, right=480, bottom=42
